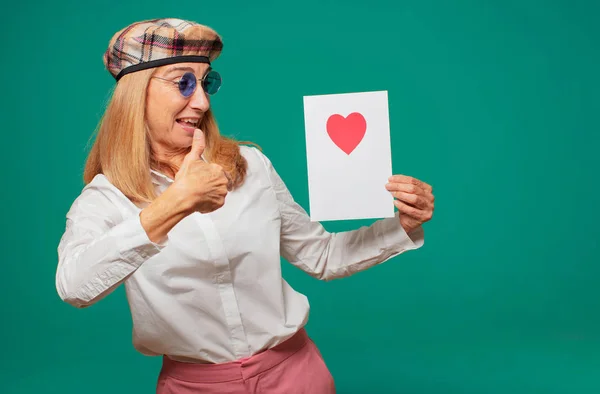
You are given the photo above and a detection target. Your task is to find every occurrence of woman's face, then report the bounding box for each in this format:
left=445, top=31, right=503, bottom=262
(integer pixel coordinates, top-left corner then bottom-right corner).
left=146, top=62, right=211, bottom=153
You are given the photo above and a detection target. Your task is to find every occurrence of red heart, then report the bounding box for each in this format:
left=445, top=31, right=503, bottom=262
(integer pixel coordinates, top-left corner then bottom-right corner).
left=326, top=112, right=367, bottom=155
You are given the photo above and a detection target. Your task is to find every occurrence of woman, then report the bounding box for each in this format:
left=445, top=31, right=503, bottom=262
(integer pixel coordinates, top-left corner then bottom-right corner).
left=56, top=18, right=434, bottom=394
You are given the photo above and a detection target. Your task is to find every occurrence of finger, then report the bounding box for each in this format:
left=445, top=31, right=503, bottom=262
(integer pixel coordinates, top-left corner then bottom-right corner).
left=391, top=191, right=430, bottom=209
left=388, top=175, right=432, bottom=193
left=188, top=129, right=206, bottom=160
left=386, top=183, right=434, bottom=203
left=385, top=182, right=426, bottom=196
left=207, top=162, right=233, bottom=190
left=216, top=172, right=231, bottom=187
left=394, top=200, right=431, bottom=222
left=224, top=173, right=233, bottom=191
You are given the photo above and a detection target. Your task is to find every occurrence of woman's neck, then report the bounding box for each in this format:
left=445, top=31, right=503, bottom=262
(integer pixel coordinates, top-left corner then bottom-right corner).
left=151, top=144, right=187, bottom=180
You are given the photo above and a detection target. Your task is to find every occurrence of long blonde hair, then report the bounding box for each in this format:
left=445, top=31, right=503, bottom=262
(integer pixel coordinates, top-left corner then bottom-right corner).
left=84, top=68, right=251, bottom=203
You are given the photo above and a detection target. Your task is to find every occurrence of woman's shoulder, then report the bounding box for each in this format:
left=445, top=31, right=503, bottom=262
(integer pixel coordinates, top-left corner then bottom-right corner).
left=238, top=144, right=281, bottom=181
left=81, top=174, right=129, bottom=201
left=238, top=144, right=273, bottom=170
left=65, top=174, right=131, bottom=222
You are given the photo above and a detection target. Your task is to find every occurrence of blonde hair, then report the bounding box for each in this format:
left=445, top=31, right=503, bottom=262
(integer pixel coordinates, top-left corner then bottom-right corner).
left=84, top=68, right=253, bottom=204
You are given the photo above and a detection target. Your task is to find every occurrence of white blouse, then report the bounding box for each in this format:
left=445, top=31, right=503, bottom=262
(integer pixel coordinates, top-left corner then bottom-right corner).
left=56, top=146, right=424, bottom=363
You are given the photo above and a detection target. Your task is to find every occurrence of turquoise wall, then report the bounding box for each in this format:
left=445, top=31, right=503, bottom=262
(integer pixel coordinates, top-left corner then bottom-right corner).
left=3, top=0, right=599, bottom=393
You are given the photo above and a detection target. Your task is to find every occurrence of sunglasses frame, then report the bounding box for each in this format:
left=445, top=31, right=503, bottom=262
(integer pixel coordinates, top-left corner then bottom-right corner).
left=152, top=69, right=222, bottom=97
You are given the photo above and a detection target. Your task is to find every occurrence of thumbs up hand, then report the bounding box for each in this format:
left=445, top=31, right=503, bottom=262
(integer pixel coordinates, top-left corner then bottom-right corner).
left=173, top=129, right=229, bottom=214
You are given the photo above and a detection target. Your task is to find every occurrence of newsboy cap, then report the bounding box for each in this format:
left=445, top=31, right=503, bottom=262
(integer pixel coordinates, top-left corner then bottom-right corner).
left=103, top=18, right=223, bottom=81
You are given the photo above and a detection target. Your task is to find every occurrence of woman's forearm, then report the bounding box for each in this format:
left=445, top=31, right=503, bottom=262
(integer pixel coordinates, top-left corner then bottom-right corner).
left=140, top=185, right=193, bottom=243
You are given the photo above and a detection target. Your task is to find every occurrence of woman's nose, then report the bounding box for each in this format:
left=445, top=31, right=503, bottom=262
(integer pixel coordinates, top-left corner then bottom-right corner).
left=189, top=86, right=210, bottom=112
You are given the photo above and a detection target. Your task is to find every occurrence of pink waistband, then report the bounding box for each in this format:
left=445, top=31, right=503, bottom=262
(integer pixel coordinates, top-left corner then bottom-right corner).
left=160, top=328, right=309, bottom=383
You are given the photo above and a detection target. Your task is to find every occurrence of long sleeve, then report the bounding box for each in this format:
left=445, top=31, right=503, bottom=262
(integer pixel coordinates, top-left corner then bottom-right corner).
left=255, top=149, right=424, bottom=281
left=56, top=179, right=166, bottom=308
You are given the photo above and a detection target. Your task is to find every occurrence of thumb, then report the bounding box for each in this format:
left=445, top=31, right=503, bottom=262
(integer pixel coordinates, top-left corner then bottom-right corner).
left=187, top=128, right=206, bottom=160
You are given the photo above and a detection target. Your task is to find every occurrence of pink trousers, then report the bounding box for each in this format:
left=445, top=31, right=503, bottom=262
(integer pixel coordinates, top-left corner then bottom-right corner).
left=156, top=329, right=336, bottom=394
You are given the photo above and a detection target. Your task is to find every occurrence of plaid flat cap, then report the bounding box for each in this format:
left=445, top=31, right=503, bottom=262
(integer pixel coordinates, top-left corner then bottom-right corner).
left=103, top=18, right=223, bottom=81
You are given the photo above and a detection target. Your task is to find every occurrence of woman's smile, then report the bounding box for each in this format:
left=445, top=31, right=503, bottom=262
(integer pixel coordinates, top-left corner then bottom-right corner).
left=176, top=117, right=201, bottom=134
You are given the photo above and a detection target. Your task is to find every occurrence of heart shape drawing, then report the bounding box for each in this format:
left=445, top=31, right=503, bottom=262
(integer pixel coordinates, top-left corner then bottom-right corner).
left=326, top=112, right=367, bottom=155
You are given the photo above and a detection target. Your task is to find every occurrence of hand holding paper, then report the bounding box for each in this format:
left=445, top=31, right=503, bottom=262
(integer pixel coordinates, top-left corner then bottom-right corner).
left=385, top=174, right=435, bottom=233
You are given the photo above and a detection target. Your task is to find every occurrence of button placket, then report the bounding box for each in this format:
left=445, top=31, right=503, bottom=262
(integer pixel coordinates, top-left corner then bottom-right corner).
left=192, top=213, right=250, bottom=358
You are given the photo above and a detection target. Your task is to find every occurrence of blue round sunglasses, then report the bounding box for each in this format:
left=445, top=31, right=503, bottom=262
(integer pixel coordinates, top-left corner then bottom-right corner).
left=153, top=70, right=222, bottom=97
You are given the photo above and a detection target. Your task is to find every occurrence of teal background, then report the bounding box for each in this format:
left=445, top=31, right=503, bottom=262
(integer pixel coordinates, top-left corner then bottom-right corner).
left=3, top=0, right=599, bottom=393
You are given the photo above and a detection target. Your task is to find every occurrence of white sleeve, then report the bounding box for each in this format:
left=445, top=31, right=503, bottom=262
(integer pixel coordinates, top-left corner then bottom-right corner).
left=56, top=184, right=166, bottom=308
left=254, top=148, right=424, bottom=281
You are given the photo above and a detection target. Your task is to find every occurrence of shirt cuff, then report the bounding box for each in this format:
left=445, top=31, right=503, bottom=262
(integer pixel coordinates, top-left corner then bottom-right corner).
left=380, top=211, right=425, bottom=252
left=112, top=215, right=168, bottom=265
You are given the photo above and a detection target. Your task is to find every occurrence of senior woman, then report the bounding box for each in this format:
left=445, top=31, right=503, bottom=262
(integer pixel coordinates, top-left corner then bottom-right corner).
left=56, top=18, right=434, bottom=394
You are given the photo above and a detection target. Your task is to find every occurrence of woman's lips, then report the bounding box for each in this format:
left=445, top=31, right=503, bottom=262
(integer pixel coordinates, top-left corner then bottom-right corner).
left=176, top=120, right=197, bottom=133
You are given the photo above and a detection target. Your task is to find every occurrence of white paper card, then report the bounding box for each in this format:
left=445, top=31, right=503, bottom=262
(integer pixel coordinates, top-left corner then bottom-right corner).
left=303, top=90, right=395, bottom=221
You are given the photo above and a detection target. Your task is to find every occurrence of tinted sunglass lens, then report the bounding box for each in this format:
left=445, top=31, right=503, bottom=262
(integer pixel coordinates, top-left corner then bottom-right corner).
left=178, top=72, right=197, bottom=97
left=203, top=70, right=222, bottom=95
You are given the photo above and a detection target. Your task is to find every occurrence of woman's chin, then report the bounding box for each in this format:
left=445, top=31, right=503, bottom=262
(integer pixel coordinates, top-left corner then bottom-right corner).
left=173, top=136, right=195, bottom=150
